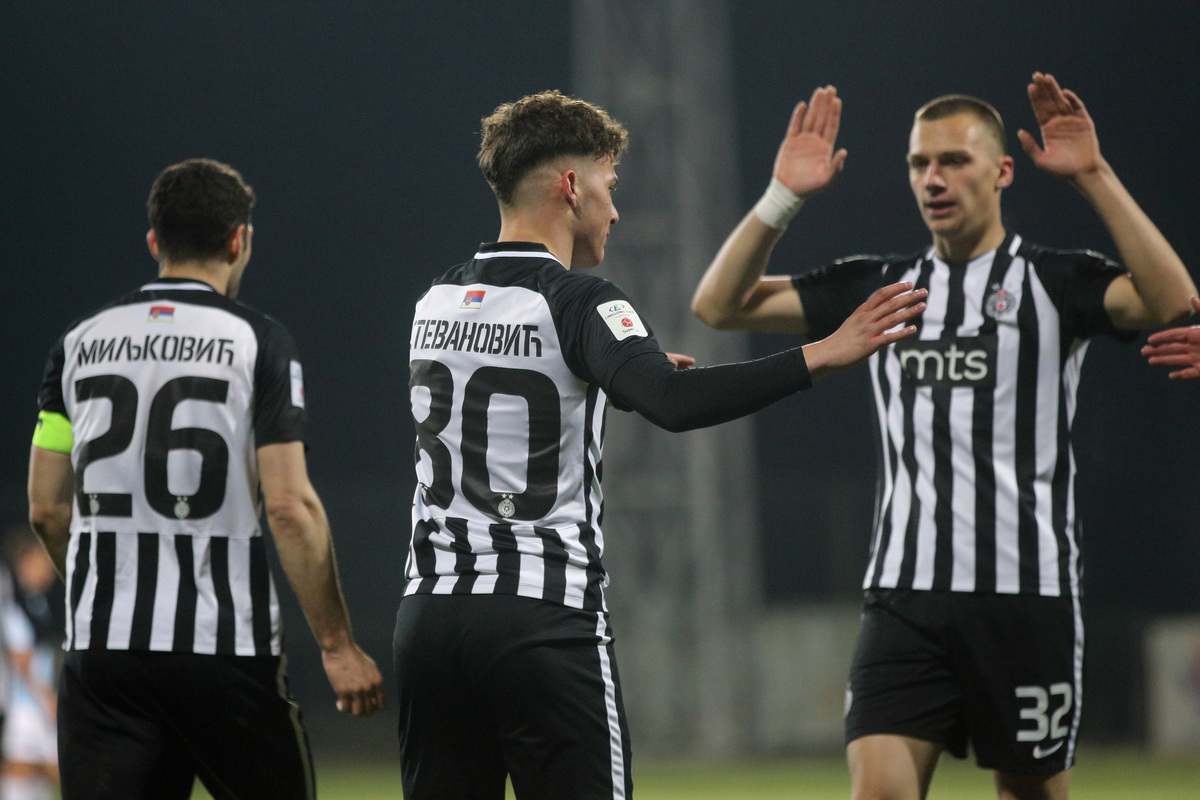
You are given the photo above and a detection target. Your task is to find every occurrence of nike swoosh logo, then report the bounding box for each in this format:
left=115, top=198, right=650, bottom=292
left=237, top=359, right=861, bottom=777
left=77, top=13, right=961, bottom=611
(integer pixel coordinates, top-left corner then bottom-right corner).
left=1032, top=741, right=1064, bottom=759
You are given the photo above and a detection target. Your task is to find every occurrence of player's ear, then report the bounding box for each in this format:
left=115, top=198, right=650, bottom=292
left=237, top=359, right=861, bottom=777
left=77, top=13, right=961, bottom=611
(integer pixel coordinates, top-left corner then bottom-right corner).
left=561, top=170, right=580, bottom=209
left=147, top=229, right=161, bottom=261
left=996, top=155, right=1014, bottom=190
left=226, top=223, right=249, bottom=263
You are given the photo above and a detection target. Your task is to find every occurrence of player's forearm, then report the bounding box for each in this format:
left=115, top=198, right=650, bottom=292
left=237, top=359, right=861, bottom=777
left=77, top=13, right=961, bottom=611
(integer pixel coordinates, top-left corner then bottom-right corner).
left=267, top=493, right=357, bottom=653
left=1075, top=163, right=1196, bottom=326
left=692, top=211, right=786, bottom=328
left=28, top=508, right=70, bottom=580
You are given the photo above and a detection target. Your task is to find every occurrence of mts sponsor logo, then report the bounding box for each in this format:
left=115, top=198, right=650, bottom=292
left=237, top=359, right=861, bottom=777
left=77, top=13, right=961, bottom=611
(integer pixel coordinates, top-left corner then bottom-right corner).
left=893, top=335, right=997, bottom=388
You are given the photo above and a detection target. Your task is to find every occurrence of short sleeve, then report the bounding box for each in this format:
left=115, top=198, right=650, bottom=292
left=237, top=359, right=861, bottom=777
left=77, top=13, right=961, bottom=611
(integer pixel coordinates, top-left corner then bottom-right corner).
left=36, top=335, right=68, bottom=417
left=792, top=257, right=890, bottom=340
left=252, top=319, right=307, bottom=446
left=1029, top=248, right=1133, bottom=342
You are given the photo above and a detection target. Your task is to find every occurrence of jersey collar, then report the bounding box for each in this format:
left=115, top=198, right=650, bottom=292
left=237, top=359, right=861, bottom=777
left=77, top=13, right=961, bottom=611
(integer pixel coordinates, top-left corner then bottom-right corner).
left=475, top=241, right=565, bottom=268
left=140, top=277, right=220, bottom=293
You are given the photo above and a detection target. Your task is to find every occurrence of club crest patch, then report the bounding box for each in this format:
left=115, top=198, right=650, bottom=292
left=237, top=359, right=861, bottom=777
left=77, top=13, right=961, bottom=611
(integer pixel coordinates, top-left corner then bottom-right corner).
left=597, top=300, right=648, bottom=340
left=984, top=283, right=1020, bottom=319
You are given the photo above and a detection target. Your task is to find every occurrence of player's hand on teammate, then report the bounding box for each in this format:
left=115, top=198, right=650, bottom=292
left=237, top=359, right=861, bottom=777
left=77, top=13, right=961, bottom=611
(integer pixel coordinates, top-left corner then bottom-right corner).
left=1141, top=296, right=1200, bottom=380
left=665, top=352, right=696, bottom=370
left=323, top=645, right=386, bottom=717
left=772, top=85, right=848, bottom=199
left=1017, top=72, right=1104, bottom=182
left=804, top=282, right=926, bottom=380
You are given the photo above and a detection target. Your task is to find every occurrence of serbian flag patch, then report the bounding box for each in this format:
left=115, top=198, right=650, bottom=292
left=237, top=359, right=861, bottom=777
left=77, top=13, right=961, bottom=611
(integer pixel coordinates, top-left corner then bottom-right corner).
left=460, top=290, right=485, bottom=310
left=148, top=305, right=175, bottom=322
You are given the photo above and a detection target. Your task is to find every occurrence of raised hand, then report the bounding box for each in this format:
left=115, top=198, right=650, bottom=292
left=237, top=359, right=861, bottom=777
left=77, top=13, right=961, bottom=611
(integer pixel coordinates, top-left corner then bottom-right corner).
left=1141, top=296, right=1200, bottom=380
left=804, top=282, right=926, bottom=380
left=1017, top=72, right=1103, bottom=181
left=772, top=85, right=849, bottom=199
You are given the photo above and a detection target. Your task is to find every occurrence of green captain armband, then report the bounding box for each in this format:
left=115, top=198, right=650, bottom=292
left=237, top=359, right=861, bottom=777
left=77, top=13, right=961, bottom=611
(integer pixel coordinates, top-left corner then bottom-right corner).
left=32, top=410, right=73, bottom=454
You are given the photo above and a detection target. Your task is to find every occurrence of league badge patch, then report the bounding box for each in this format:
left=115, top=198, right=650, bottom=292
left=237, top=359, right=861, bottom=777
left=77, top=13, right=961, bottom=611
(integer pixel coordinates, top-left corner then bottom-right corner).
left=596, top=300, right=648, bottom=340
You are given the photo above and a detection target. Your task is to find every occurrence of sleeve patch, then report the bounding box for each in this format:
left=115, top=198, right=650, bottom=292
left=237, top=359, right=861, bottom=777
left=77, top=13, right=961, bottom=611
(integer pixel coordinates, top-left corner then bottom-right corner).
left=596, top=300, right=649, bottom=341
left=290, top=360, right=306, bottom=408
left=32, top=410, right=73, bottom=454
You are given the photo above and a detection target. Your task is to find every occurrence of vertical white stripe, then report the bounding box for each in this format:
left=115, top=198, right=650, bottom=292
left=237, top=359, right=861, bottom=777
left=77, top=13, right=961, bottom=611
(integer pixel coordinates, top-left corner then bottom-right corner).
left=192, top=536, right=218, bottom=654
left=1062, top=341, right=1087, bottom=601
left=593, top=612, right=626, bottom=800
left=909, top=262, right=948, bottom=589
left=267, top=575, right=283, bottom=656
left=1028, top=271, right=1064, bottom=596
left=150, top=534, right=181, bottom=650
left=105, top=533, right=140, bottom=648
left=227, top=537, right=255, bottom=655
left=911, top=387, right=938, bottom=589
left=63, top=533, right=81, bottom=648
left=1066, top=593, right=1085, bottom=766
left=563, top=524, right=590, bottom=602
left=275, top=655, right=316, bottom=800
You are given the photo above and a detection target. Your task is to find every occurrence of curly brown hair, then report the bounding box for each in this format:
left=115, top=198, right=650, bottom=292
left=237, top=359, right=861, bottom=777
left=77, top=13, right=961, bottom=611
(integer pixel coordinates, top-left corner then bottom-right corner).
left=478, top=90, right=629, bottom=205
left=147, top=158, right=255, bottom=262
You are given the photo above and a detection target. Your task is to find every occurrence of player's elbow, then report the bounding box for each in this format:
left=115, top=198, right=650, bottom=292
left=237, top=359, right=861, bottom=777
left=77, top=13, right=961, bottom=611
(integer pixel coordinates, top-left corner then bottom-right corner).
left=1156, top=298, right=1196, bottom=328
left=691, top=293, right=737, bottom=330
left=28, top=501, right=69, bottom=536
left=264, top=491, right=316, bottom=534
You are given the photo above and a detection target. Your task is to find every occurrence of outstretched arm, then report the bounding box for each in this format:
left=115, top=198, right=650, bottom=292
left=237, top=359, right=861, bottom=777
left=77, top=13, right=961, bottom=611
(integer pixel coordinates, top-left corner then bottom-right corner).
left=692, top=86, right=847, bottom=332
left=1141, top=296, right=1200, bottom=379
left=258, top=442, right=385, bottom=717
left=1018, top=72, right=1195, bottom=329
left=615, top=282, right=924, bottom=431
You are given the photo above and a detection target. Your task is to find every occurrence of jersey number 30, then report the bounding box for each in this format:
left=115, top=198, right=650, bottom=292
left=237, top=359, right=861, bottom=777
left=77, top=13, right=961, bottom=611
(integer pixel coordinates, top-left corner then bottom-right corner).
left=411, top=360, right=561, bottom=521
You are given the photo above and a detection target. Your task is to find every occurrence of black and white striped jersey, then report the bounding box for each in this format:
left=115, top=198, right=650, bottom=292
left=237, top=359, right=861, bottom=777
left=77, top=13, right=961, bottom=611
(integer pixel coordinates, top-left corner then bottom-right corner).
left=37, top=278, right=306, bottom=655
left=406, top=243, right=663, bottom=611
left=795, top=233, right=1131, bottom=598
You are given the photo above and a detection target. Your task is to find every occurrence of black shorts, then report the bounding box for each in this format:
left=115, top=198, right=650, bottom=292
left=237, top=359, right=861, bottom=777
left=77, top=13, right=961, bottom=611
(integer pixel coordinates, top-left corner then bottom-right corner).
left=845, top=589, right=1083, bottom=775
left=394, top=593, right=632, bottom=800
left=58, top=649, right=315, bottom=800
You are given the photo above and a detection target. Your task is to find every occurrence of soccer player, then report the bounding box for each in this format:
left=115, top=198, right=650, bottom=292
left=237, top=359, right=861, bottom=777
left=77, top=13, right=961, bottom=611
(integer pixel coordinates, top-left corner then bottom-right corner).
left=27, top=159, right=385, bottom=800
left=1142, top=296, right=1200, bottom=379
left=691, top=75, right=1195, bottom=800
left=0, top=527, right=61, bottom=800
left=396, top=90, right=926, bottom=800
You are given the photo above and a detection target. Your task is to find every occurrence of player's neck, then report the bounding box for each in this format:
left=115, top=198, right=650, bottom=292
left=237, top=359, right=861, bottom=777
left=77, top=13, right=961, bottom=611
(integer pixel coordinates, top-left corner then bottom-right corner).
left=496, top=214, right=574, bottom=269
left=158, top=261, right=231, bottom=294
left=932, top=221, right=1007, bottom=264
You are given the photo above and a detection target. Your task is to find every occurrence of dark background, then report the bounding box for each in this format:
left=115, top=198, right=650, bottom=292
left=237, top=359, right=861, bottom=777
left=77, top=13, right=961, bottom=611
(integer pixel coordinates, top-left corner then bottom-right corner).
left=4, top=1, right=1198, bottom=748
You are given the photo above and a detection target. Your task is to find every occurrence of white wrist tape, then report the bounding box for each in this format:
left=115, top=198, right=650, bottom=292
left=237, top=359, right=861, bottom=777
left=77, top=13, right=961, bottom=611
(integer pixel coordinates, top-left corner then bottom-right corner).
left=752, top=177, right=805, bottom=230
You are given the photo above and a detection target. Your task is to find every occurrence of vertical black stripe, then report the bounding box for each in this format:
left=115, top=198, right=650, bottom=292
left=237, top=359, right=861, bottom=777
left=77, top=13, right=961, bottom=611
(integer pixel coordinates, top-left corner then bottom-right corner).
left=410, top=519, right=440, bottom=593
left=490, top=521, right=521, bottom=595
left=173, top=535, right=198, bottom=651
left=578, top=384, right=606, bottom=610
left=444, top=516, right=479, bottom=594
left=538, top=526, right=569, bottom=604
left=931, top=264, right=968, bottom=589
left=128, top=533, right=160, bottom=650
left=1052, top=390, right=1073, bottom=592
left=971, top=239, right=1015, bottom=592
left=249, top=537, right=273, bottom=654
left=869, top=259, right=915, bottom=589
left=89, top=531, right=117, bottom=648
left=896, top=259, right=935, bottom=588
left=69, top=532, right=92, bottom=649
left=1014, top=262, right=1042, bottom=593
left=211, top=537, right=236, bottom=653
